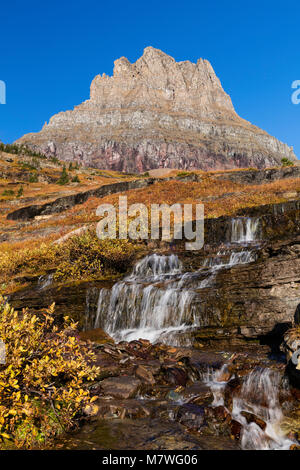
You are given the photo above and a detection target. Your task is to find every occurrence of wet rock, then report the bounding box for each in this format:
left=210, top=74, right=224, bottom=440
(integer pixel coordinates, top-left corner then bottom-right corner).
left=166, top=390, right=183, bottom=402
left=230, top=419, right=242, bottom=440
left=203, top=406, right=231, bottom=436
left=176, top=403, right=206, bottom=431
left=162, top=366, right=188, bottom=387
left=100, top=376, right=141, bottom=399
left=187, top=350, right=225, bottom=378
left=79, top=328, right=113, bottom=345
left=283, top=326, right=300, bottom=389
left=124, top=339, right=153, bottom=360
left=224, top=376, right=241, bottom=409
left=94, top=352, right=121, bottom=380
left=181, top=382, right=213, bottom=405
left=135, top=365, right=156, bottom=385
left=96, top=398, right=150, bottom=420
left=142, top=433, right=203, bottom=450
left=240, top=411, right=267, bottom=431
left=143, top=359, right=161, bottom=376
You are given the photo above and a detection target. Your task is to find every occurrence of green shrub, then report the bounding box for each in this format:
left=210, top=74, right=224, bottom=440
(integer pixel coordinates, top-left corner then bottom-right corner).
left=29, top=173, right=38, bottom=183
left=17, top=186, right=23, bottom=198
left=0, top=142, right=46, bottom=160
left=71, top=175, right=80, bottom=183
left=57, top=166, right=69, bottom=185
left=281, top=157, right=294, bottom=167
left=1, top=189, right=15, bottom=197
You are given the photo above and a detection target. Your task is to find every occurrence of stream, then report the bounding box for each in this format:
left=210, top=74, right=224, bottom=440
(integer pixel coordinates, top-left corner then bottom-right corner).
left=12, top=216, right=298, bottom=450
left=55, top=217, right=297, bottom=450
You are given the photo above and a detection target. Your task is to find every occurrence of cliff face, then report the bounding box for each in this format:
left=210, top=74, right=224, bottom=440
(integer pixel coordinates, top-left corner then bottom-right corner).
left=16, top=47, right=297, bottom=172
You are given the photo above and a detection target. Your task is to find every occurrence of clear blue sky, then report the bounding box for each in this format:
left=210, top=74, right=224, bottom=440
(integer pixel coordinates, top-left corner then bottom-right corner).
left=0, top=0, right=299, bottom=158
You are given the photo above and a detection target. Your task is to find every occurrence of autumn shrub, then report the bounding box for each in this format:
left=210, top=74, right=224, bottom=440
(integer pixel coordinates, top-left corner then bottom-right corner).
left=0, top=229, right=138, bottom=287
left=0, top=298, right=100, bottom=448
left=54, top=230, right=138, bottom=281
left=0, top=242, right=60, bottom=282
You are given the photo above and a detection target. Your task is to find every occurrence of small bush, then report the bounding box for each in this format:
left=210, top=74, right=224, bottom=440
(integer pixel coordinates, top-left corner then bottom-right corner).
left=0, top=298, right=99, bottom=448
left=17, top=186, right=23, bottom=198
left=0, top=230, right=138, bottom=286
left=281, top=157, right=294, bottom=167
left=54, top=231, right=136, bottom=281
left=29, top=173, right=38, bottom=183
left=50, top=156, right=60, bottom=165
left=2, top=189, right=15, bottom=197
left=177, top=171, right=195, bottom=178
left=57, top=166, right=69, bottom=185
left=71, top=175, right=80, bottom=183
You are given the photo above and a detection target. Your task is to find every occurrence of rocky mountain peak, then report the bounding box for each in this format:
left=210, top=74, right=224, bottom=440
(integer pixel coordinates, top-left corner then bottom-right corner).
left=90, top=47, right=235, bottom=115
left=16, top=47, right=297, bottom=172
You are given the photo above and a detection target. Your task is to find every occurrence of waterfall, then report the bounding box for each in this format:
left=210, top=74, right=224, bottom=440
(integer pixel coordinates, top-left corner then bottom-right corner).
left=204, top=250, right=255, bottom=268
left=204, top=365, right=294, bottom=450
left=231, top=368, right=294, bottom=450
left=89, top=250, right=256, bottom=345
left=130, top=253, right=182, bottom=279
left=231, top=217, right=260, bottom=244
left=94, top=254, right=199, bottom=344
left=202, top=364, right=231, bottom=407
left=38, top=273, right=53, bottom=290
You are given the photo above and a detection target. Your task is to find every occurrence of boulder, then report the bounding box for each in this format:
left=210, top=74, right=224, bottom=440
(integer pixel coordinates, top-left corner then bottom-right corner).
left=135, top=365, right=155, bottom=385
left=100, top=376, right=141, bottom=399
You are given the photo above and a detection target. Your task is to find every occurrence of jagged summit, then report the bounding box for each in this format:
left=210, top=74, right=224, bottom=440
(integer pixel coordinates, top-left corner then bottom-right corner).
left=16, top=47, right=296, bottom=172
left=89, top=46, right=235, bottom=116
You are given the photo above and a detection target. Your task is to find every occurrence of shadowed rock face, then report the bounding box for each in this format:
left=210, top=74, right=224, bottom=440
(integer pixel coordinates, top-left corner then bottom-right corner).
left=16, top=47, right=296, bottom=172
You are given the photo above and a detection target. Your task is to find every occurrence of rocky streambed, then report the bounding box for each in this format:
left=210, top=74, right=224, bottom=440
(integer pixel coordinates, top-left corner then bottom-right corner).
left=50, top=338, right=300, bottom=450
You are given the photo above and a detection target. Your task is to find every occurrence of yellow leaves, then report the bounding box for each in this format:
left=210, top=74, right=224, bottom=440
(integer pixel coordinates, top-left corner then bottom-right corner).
left=0, top=432, right=11, bottom=440
left=10, top=380, right=19, bottom=389
left=0, top=297, right=100, bottom=449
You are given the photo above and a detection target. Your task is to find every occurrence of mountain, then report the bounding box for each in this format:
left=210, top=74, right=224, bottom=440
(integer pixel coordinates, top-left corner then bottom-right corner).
left=16, top=47, right=297, bottom=172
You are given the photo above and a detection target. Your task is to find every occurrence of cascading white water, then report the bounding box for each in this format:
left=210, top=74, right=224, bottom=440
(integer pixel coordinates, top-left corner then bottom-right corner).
left=204, top=250, right=255, bottom=268
left=90, top=250, right=256, bottom=345
left=202, top=364, right=231, bottom=407
left=38, top=273, right=53, bottom=290
left=232, top=368, right=295, bottom=450
left=204, top=365, right=294, bottom=450
left=231, top=217, right=260, bottom=243
left=94, top=254, right=199, bottom=344
left=130, top=253, right=182, bottom=279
